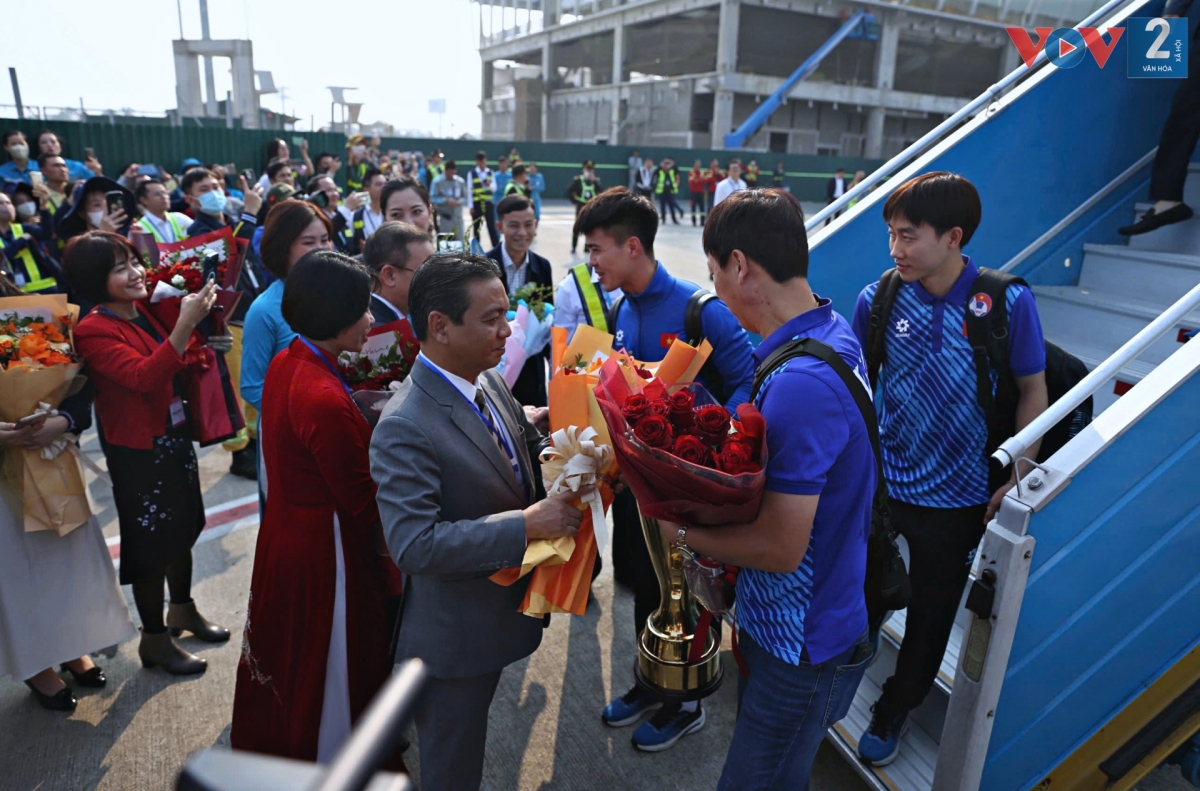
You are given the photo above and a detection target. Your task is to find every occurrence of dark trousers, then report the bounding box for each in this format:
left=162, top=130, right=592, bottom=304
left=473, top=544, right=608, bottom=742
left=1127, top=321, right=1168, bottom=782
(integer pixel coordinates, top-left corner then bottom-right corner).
left=472, top=201, right=499, bottom=249
left=657, top=192, right=682, bottom=223
left=1149, top=26, right=1200, bottom=203
left=413, top=670, right=503, bottom=791
left=690, top=190, right=708, bottom=223
left=879, top=498, right=987, bottom=716
left=611, top=488, right=661, bottom=641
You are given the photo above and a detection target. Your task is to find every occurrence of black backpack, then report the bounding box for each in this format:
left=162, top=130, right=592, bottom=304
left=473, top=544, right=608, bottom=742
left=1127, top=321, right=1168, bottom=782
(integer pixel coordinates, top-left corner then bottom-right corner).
left=608, top=289, right=728, bottom=403
left=752, top=337, right=911, bottom=628
left=866, top=267, right=1092, bottom=492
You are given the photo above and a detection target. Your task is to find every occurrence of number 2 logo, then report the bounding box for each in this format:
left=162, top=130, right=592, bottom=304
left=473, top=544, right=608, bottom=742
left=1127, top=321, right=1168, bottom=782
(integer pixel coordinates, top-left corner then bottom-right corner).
left=1145, top=17, right=1171, bottom=60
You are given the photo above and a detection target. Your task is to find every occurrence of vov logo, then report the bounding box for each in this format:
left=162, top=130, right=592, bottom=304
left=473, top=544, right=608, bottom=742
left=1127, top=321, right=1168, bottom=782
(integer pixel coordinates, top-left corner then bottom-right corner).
left=1005, top=26, right=1124, bottom=69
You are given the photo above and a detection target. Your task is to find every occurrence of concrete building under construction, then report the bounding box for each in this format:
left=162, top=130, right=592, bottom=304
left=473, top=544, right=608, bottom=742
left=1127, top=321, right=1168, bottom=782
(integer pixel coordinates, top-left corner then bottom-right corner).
left=477, top=0, right=1106, bottom=159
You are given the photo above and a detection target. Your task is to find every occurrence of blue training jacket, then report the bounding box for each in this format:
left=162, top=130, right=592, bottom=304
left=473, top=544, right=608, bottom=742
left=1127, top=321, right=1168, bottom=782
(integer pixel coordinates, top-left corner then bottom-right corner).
left=612, top=261, right=756, bottom=408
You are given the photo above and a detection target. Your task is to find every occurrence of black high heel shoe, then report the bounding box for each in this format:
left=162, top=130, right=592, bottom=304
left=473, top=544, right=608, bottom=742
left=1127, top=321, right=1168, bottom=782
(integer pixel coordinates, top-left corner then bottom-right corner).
left=24, top=680, right=77, bottom=712
left=60, top=663, right=107, bottom=688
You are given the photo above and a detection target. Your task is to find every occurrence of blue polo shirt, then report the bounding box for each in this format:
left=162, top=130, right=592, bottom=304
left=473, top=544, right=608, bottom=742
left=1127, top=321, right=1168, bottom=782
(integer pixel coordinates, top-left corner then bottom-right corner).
left=851, top=256, right=1046, bottom=509
left=737, top=298, right=874, bottom=666
left=612, top=261, right=756, bottom=408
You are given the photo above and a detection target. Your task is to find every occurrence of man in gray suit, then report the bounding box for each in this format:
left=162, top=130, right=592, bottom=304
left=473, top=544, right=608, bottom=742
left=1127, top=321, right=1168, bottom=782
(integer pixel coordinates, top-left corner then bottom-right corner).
left=370, top=252, right=587, bottom=791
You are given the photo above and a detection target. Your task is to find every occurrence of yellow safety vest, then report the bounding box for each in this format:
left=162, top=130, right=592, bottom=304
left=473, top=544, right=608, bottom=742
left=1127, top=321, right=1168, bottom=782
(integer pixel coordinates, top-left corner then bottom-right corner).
left=348, top=161, right=368, bottom=191
left=428, top=163, right=445, bottom=183
left=6, top=224, right=57, bottom=293
left=571, top=264, right=609, bottom=332
left=136, top=213, right=188, bottom=243
left=654, top=169, right=678, bottom=195
left=579, top=179, right=597, bottom=202
left=470, top=169, right=495, bottom=204
left=503, top=181, right=531, bottom=198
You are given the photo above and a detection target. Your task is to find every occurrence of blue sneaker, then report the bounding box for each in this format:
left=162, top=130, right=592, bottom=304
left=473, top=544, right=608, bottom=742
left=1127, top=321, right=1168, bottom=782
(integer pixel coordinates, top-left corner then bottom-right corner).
left=602, top=685, right=661, bottom=727
left=858, top=701, right=909, bottom=766
left=631, top=702, right=705, bottom=752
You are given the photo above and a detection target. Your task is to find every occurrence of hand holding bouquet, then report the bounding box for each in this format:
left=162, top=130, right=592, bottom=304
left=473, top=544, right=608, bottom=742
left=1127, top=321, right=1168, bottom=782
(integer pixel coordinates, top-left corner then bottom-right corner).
left=594, top=357, right=767, bottom=526
left=0, top=295, right=93, bottom=535
left=337, top=319, right=420, bottom=427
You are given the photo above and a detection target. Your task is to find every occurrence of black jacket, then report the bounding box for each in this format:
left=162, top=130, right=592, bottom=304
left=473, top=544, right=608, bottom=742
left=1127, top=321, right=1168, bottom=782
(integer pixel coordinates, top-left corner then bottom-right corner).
left=485, top=245, right=554, bottom=297
left=826, top=176, right=847, bottom=204
left=484, top=245, right=554, bottom=408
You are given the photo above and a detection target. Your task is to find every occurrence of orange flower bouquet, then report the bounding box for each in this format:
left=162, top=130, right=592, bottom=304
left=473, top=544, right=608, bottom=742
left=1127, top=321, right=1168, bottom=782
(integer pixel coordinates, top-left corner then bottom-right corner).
left=0, top=294, right=94, bottom=536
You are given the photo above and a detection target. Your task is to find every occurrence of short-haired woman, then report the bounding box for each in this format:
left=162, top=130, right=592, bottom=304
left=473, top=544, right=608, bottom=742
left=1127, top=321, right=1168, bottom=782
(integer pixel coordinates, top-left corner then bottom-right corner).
left=239, top=199, right=333, bottom=423
left=67, top=231, right=228, bottom=675
left=231, top=251, right=402, bottom=765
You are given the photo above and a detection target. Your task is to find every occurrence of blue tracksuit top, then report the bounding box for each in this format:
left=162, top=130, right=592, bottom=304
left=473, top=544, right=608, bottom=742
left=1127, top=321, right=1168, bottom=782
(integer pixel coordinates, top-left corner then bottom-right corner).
left=612, top=261, right=756, bottom=408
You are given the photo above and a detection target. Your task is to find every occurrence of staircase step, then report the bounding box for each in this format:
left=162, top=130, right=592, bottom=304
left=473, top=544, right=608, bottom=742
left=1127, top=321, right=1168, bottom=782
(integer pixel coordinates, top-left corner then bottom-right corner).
left=1050, top=340, right=1159, bottom=414
left=827, top=646, right=942, bottom=791
left=1186, top=162, right=1200, bottom=207
left=1078, top=244, right=1200, bottom=307
left=1126, top=204, right=1200, bottom=254
left=1033, top=285, right=1200, bottom=367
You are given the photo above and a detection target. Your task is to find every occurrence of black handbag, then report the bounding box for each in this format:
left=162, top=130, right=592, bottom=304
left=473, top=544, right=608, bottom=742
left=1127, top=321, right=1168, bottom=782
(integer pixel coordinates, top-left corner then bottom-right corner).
left=751, top=337, right=911, bottom=629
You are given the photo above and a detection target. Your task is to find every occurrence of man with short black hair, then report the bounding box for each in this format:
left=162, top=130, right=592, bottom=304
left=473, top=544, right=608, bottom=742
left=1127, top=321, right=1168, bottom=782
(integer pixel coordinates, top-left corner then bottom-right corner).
left=430, top=160, right=469, bottom=244
left=575, top=186, right=756, bottom=751
left=851, top=172, right=1048, bottom=766
left=361, top=221, right=434, bottom=326
left=183, top=168, right=262, bottom=239
left=135, top=179, right=193, bottom=243
left=694, top=186, right=876, bottom=789
left=713, top=159, right=746, bottom=207
left=36, top=153, right=72, bottom=214
left=567, top=160, right=602, bottom=255
left=266, top=158, right=294, bottom=187
left=502, top=163, right=531, bottom=199
left=468, top=151, right=500, bottom=248
left=314, top=151, right=341, bottom=177
left=371, top=252, right=581, bottom=791
left=349, top=167, right=386, bottom=253
left=487, top=194, right=553, bottom=406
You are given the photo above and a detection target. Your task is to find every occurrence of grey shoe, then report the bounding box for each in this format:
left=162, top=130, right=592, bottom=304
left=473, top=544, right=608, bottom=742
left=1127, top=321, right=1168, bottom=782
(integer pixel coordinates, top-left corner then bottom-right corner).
left=138, top=629, right=207, bottom=675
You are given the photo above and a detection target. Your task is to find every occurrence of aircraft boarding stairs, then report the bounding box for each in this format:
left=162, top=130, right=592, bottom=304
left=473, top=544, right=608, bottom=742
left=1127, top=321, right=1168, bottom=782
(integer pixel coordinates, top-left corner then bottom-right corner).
left=796, top=0, right=1200, bottom=787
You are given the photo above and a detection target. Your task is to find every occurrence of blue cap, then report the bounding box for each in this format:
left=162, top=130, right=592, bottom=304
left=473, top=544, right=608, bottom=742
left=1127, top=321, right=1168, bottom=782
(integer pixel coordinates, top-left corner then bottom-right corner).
left=180, top=157, right=203, bottom=171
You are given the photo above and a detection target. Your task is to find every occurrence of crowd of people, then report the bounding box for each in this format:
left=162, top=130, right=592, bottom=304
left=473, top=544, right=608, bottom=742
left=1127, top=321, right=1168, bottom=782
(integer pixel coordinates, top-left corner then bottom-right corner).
left=0, top=126, right=1054, bottom=791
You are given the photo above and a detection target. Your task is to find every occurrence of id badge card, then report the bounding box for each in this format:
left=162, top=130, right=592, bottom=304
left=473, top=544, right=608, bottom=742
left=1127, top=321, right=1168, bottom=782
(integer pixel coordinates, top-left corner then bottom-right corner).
left=169, top=397, right=187, bottom=428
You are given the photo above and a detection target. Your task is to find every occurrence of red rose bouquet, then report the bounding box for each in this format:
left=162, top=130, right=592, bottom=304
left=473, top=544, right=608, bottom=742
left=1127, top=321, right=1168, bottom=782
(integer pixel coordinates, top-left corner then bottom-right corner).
left=129, top=228, right=247, bottom=446
left=337, top=319, right=421, bottom=428
left=593, top=356, right=767, bottom=525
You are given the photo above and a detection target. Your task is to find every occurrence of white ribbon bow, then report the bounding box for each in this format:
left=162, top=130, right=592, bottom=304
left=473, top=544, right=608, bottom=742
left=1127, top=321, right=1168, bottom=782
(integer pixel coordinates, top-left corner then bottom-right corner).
left=539, top=426, right=614, bottom=552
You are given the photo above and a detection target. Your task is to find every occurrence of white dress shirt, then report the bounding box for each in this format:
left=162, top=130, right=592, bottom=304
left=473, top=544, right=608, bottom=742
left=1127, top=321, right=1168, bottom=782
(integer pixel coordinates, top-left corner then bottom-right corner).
left=417, top=352, right=522, bottom=484
left=501, top=242, right=530, bottom=294
left=554, top=268, right=623, bottom=343
left=713, top=177, right=747, bottom=207
left=833, top=177, right=846, bottom=199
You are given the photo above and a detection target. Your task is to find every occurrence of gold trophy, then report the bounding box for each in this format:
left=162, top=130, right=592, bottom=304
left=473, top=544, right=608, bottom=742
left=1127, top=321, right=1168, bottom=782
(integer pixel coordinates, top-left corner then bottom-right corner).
left=634, top=509, right=724, bottom=700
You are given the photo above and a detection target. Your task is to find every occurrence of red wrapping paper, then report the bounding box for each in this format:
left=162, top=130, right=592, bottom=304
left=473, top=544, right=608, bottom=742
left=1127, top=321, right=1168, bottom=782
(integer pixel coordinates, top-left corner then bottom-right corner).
left=593, top=358, right=767, bottom=526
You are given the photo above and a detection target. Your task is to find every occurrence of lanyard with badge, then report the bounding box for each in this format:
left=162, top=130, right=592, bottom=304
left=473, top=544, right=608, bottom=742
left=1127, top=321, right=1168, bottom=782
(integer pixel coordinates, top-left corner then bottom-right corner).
left=99, top=306, right=188, bottom=428
left=423, top=362, right=522, bottom=482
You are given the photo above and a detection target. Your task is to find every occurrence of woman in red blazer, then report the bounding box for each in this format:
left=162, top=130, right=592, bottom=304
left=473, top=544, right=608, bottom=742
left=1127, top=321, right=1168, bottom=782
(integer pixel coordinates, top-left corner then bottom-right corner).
left=231, top=250, right=401, bottom=766
left=66, top=231, right=229, bottom=676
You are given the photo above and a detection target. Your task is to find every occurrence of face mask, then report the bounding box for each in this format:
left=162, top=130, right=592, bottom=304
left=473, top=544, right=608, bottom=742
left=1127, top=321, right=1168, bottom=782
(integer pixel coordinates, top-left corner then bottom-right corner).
left=7, top=144, right=28, bottom=160
left=352, top=145, right=366, bottom=156
left=16, top=202, right=37, bottom=219
left=198, top=190, right=226, bottom=216
left=87, top=210, right=106, bottom=227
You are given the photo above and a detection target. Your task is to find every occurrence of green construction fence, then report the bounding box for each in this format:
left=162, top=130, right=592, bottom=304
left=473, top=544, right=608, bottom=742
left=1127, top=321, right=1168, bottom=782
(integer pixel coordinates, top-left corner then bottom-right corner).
left=0, top=118, right=884, bottom=204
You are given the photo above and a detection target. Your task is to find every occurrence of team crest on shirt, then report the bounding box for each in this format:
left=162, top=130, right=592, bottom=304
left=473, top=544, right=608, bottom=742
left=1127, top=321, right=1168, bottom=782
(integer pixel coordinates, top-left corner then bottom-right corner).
left=968, top=292, right=993, bottom=317
left=894, top=318, right=911, bottom=338
left=615, top=329, right=625, bottom=345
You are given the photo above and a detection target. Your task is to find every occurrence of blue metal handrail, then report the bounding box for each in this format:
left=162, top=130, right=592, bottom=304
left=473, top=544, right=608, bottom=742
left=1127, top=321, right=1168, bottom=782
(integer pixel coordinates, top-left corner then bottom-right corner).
left=804, top=0, right=1145, bottom=231
left=724, top=9, right=874, bottom=149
